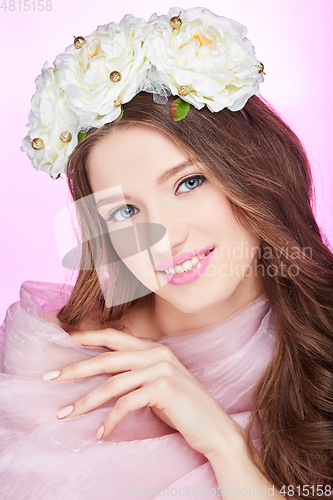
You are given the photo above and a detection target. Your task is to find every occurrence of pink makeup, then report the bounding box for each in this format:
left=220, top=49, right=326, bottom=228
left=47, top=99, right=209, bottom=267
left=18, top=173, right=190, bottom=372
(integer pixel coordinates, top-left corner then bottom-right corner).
left=157, top=247, right=216, bottom=285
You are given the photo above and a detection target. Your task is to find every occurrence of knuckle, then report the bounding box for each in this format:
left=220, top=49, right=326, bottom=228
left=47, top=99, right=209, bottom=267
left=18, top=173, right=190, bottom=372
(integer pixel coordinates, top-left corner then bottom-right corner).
left=156, top=345, right=174, bottom=362
left=104, top=376, right=116, bottom=391
left=98, top=352, right=112, bottom=367
left=114, top=396, right=129, bottom=412
left=155, top=376, right=174, bottom=392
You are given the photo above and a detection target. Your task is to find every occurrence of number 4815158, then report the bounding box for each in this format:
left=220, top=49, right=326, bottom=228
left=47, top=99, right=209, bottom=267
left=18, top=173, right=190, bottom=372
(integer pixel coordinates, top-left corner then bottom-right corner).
left=0, top=0, right=52, bottom=11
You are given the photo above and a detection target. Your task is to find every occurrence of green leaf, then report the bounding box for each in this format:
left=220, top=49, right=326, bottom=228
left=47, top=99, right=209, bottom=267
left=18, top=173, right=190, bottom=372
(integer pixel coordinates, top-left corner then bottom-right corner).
left=77, top=132, right=87, bottom=143
left=114, top=106, right=124, bottom=122
left=170, top=98, right=191, bottom=121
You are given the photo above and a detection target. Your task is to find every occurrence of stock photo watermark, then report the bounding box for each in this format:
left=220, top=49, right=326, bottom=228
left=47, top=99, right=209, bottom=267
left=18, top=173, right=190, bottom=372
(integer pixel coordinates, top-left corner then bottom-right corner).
left=54, top=190, right=315, bottom=308
left=184, top=241, right=313, bottom=279
left=184, top=241, right=313, bottom=262
left=125, top=483, right=332, bottom=497
left=126, top=484, right=262, bottom=497
left=1, top=0, right=52, bottom=10
left=204, top=260, right=300, bottom=279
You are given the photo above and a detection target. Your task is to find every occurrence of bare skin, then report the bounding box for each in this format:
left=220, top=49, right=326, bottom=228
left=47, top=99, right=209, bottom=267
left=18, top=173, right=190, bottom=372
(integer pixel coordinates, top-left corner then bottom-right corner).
left=43, top=300, right=161, bottom=339
left=42, top=126, right=283, bottom=497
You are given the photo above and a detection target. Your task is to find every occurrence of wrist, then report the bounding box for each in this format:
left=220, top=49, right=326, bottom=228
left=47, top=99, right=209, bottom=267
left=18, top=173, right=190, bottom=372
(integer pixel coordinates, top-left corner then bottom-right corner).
left=203, top=422, right=249, bottom=466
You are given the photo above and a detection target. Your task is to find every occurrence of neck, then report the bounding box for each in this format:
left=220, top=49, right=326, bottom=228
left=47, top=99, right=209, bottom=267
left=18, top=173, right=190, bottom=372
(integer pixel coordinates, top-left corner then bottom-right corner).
left=150, top=280, right=263, bottom=339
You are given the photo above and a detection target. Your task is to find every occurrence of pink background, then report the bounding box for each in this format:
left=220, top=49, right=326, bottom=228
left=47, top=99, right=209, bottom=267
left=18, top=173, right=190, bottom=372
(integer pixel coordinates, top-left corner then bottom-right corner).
left=0, top=0, right=332, bottom=324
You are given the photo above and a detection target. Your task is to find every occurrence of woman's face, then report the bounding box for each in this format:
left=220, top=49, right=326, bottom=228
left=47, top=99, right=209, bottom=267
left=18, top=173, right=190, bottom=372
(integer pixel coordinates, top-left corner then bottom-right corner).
left=88, top=124, right=261, bottom=315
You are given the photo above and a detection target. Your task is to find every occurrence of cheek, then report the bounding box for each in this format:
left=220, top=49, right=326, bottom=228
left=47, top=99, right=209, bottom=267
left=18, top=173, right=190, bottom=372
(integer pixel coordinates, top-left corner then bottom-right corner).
left=108, top=222, right=173, bottom=292
left=202, top=192, right=237, bottom=235
left=108, top=225, right=128, bottom=259
left=185, top=188, right=232, bottom=228
left=207, top=195, right=260, bottom=261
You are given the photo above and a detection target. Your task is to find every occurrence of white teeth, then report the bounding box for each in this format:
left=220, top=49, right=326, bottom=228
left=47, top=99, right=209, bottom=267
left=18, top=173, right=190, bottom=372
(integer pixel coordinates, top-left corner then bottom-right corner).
left=182, top=260, right=193, bottom=271
left=164, top=267, right=176, bottom=275
left=162, top=250, right=212, bottom=274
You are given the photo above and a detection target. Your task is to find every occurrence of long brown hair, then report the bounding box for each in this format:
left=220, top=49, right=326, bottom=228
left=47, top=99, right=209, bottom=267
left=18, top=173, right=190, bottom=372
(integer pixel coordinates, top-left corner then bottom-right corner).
left=58, top=92, right=333, bottom=496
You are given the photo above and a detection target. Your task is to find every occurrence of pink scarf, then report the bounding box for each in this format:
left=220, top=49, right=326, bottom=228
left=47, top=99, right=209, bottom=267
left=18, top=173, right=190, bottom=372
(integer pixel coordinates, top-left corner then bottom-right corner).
left=0, top=281, right=276, bottom=499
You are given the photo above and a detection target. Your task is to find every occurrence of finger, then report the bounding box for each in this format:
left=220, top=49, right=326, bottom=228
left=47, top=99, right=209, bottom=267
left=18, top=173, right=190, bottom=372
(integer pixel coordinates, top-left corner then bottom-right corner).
left=69, top=328, right=161, bottom=352
left=57, top=361, right=177, bottom=420
left=45, top=344, right=179, bottom=382
left=71, top=324, right=134, bottom=339
left=68, top=326, right=133, bottom=348
left=101, top=377, right=176, bottom=438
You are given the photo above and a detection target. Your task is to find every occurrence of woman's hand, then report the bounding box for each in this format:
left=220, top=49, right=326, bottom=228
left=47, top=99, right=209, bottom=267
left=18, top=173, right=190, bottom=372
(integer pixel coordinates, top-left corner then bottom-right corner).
left=42, top=327, right=246, bottom=459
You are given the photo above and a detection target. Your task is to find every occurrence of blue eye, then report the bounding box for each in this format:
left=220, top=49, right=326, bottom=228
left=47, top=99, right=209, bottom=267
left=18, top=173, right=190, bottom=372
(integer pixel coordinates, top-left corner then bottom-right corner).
left=107, top=205, right=138, bottom=223
left=105, top=174, right=206, bottom=224
left=176, top=174, right=206, bottom=194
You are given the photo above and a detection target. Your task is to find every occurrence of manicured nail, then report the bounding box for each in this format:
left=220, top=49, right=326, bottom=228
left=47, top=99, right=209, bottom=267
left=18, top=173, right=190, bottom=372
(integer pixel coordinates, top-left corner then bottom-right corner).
left=57, top=405, right=74, bottom=419
left=42, top=370, right=61, bottom=381
left=96, top=425, right=104, bottom=440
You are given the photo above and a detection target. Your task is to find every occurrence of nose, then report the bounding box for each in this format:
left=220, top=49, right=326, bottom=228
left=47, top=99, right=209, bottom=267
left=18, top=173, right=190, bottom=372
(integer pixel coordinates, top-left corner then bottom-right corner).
left=144, top=200, right=189, bottom=260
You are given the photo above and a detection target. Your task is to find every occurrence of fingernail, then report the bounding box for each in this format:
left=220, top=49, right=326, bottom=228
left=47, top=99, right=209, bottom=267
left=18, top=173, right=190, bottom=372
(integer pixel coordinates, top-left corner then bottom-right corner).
left=57, top=405, right=74, bottom=419
left=96, top=425, right=104, bottom=440
left=42, top=370, right=61, bottom=381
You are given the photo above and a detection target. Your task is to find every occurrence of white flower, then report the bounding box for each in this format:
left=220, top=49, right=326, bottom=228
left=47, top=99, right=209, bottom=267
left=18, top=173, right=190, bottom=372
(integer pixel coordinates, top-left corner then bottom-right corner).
left=22, top=8, right=266, bottom=179
left=21, top=63, right=78, bottom=179
left=54, top=15, right=153, bottom=128
left=146, top=7, right=264, bottom=112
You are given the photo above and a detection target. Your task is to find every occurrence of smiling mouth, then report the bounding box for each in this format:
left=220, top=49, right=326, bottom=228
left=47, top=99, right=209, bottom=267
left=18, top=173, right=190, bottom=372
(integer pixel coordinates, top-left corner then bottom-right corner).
left=159, top=248, right=215, bottom=275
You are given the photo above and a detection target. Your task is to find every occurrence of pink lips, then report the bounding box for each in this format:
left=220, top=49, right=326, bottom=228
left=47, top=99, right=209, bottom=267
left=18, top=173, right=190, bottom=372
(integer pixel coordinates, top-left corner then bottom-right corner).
left=158, top=247, right=216, bottom=286
left=156, top=246, right=215, bottom=272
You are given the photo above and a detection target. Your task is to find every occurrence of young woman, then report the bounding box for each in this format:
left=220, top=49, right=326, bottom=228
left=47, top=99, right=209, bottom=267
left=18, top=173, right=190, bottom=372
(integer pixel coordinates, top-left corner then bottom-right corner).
left=1, top=7, right=332, bottom=499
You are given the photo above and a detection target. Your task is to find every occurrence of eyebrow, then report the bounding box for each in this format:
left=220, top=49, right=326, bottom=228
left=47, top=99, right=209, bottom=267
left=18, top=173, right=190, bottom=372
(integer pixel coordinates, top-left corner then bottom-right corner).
left=95, top=160, right=194, bottom=210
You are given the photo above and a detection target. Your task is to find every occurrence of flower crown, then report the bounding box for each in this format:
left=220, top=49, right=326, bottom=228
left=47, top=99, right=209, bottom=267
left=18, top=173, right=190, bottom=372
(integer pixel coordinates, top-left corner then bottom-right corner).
left=21, top=6, right=265, bottom=180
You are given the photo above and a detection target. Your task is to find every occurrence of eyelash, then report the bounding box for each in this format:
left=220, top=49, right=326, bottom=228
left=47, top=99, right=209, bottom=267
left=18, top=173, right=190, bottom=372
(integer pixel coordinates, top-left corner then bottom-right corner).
left=105, top=174, right=207, bottom=223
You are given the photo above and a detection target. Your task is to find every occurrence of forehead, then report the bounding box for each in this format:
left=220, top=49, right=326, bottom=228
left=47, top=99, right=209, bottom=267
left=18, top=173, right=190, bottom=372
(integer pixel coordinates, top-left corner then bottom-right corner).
left=89, top=124, right=182, bottom=159
left=87, top=124, right=190, bottom=192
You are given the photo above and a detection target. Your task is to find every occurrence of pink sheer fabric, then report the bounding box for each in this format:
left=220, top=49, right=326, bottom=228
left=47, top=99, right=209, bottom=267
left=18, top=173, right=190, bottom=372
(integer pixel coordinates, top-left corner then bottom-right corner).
left=0, top=281, right=276, bottom=499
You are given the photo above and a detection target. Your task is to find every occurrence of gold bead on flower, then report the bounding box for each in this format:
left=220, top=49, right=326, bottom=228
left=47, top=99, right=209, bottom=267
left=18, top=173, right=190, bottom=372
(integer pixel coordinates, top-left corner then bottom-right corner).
left=178, top=85, right=191, bottom=97
left=59, top=131, right=72, bottom=143
left=170, top=12, right=182, bottom=29
left=109, top=71, right=122, bottom=82
left=74, top=36, right=86, bottom=49
left=31, top=138, right=45, bottom=150
left=257, top=62, right=266, bottom=75
left=114, top=97, right=122, bottom=107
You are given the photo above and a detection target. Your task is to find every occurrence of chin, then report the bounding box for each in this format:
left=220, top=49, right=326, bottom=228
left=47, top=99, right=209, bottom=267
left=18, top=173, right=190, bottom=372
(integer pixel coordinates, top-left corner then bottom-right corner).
left=163, top=280, right=240, bottom=315
left=166, top=294, right=222, bottom=315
